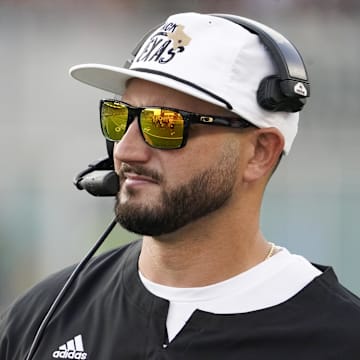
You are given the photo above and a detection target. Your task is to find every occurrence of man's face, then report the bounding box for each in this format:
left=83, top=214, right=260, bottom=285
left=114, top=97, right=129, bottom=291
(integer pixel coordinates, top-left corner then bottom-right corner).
left=113, top=79, right=250, bottom=236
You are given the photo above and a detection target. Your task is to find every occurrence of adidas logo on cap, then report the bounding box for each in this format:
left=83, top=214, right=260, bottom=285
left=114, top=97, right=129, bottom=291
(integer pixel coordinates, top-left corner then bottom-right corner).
left=52, top=334, right=87, bottom=359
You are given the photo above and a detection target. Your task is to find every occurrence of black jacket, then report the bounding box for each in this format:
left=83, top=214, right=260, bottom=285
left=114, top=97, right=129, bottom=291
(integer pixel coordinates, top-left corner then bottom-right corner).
left=1, top=240, right=360, bottom=359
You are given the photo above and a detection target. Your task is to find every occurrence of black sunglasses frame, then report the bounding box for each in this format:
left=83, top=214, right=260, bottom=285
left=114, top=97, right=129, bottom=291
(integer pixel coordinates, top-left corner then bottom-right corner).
left=99, top=99, right=256, bottom=150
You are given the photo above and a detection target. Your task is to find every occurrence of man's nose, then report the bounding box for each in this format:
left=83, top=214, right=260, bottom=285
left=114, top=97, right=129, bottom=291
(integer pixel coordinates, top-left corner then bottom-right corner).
left=113, top=119, right=152, bottom=165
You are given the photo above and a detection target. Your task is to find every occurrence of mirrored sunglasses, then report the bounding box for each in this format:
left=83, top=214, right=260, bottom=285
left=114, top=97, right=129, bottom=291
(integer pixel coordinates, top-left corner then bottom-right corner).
left=100, top=100, right=255, bottom=150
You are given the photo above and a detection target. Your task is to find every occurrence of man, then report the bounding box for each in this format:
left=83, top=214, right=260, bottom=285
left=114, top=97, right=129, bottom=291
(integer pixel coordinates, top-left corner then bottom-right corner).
left=1, top=12, right=359, bottom=360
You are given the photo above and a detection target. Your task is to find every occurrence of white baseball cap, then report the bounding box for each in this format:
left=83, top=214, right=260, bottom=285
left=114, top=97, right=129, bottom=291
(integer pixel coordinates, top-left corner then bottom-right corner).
left=70, top=12, right=300, bottom=154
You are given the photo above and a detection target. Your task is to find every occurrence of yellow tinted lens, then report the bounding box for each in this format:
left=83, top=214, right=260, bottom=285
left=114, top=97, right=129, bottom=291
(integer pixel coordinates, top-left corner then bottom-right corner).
left=101, top=101, right=128, bottom=141
left=140, top=108, right=184, bottom=149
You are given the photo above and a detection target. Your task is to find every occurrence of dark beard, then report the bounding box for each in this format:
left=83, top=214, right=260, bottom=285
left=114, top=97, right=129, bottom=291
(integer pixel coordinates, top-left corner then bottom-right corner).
left=114, top=153, right=238, bottom=236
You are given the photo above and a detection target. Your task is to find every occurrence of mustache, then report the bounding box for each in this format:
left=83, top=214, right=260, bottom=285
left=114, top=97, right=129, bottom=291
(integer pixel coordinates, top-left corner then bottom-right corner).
left=119, top=163, right=163, bottom=183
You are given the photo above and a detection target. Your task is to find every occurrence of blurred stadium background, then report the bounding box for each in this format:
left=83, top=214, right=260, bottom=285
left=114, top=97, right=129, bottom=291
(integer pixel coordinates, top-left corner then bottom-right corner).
left=1, top=0, right=360, bottom=311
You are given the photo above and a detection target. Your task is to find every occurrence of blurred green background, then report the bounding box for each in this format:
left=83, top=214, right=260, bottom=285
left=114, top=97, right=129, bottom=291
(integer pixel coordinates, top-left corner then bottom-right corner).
left=1, top=0, right=360, bottom=312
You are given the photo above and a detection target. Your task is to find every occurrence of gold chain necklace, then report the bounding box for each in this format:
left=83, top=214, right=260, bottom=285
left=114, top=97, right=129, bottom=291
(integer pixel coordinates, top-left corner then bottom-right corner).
left=264, top=242, right=276, bottom=260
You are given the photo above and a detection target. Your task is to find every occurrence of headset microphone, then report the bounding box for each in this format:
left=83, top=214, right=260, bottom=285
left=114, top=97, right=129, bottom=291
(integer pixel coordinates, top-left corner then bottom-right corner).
left=73, top=141, right=119, bottom=197
left=75, top=168, right=119, bottom=196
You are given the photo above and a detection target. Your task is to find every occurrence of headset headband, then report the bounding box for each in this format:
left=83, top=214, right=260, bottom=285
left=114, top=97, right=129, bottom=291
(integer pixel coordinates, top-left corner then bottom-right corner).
left=212, top=14, right=310, bottom=112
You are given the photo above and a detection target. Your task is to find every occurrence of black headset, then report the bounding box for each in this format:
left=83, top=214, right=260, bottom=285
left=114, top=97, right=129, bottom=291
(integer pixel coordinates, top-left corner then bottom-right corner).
left=75, top=14, right=310, bottom=198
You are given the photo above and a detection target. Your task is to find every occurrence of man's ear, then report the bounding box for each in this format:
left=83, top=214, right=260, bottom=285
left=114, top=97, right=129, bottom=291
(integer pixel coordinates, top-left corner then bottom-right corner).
left=243, top=128, right=285, bottom=183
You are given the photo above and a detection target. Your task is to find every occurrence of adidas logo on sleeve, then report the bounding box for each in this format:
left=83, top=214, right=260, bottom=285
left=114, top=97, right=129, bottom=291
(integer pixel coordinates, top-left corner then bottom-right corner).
left=52, top=334, right=87, bottom=359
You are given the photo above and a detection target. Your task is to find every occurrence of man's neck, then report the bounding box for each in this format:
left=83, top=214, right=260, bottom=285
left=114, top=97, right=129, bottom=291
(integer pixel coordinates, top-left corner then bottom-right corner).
left=138, top=211, right=270, bottom=288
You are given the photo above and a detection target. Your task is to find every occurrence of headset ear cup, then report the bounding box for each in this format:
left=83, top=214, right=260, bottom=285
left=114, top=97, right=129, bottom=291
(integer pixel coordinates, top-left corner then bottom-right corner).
left=257, top=75, right=307, bottom=112
left=257, top=75, right=284, bottom=112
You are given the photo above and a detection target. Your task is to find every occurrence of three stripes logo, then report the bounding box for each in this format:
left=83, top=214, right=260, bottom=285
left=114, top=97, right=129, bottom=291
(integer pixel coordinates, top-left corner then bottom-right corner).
left=52, top=334, right=87, bottom=359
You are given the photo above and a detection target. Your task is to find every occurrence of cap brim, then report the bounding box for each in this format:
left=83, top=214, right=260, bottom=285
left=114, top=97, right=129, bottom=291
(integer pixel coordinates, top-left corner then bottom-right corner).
left=69, top=63, right=226, bottom=109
